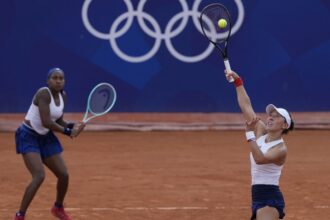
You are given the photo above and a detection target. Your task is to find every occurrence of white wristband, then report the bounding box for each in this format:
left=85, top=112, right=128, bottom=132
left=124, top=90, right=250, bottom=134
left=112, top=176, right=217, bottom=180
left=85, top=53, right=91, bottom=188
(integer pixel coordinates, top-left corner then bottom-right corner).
left=245, top=131, right=256, bottom=141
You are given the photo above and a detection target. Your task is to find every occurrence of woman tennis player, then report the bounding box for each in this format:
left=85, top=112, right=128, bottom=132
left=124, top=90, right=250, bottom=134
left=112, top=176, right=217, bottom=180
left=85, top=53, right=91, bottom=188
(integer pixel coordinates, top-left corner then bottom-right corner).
left=14, top=68, right=85, bottom=220
left=226, top=71, right=294, bottom=220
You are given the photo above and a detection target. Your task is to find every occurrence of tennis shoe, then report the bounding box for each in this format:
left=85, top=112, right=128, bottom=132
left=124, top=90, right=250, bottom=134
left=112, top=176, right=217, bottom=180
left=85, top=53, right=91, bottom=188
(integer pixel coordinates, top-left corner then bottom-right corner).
left=51, top=206, right=72, bottom=220
left=14, top=215, right=25, bottom=220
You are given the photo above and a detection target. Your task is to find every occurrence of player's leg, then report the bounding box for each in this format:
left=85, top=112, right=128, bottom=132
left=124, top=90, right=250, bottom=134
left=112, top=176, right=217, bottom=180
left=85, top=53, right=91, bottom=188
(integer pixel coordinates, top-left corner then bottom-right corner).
left=39, top=131, right=66, bottom=205
left=39, top=130, right=71, bottom=219
left=43, top=153, right=69, bottom=207
left=43, top=153, right=71, bottom=220
left=17, top=153, right=45, bottom=215
left=15, top=124, right=46, bottom=219
left=256, top=206, right=279, bottom=220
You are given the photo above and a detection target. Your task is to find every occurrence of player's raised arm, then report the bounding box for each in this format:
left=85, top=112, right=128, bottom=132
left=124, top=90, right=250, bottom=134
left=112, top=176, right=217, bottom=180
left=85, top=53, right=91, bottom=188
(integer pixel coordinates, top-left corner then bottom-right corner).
left=225, top=71, right=266, bottom=137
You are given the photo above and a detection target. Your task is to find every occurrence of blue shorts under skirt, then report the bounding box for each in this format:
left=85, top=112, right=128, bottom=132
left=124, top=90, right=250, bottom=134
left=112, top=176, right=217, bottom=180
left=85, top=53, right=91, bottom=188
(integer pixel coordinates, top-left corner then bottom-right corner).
left=251, top=184, right=285, bottom=220
left=15, top=124, right=63, bottom=159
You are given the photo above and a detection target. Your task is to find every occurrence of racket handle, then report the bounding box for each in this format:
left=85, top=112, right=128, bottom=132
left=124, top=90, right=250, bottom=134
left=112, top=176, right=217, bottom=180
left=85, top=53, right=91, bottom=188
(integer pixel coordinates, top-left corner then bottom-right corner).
left=224, top=59, right=234, bottom=83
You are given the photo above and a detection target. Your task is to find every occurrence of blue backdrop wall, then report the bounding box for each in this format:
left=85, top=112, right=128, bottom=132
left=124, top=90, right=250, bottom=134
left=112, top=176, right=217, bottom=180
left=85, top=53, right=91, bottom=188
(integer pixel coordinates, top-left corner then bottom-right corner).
left=1, top=0, right=330, bottom=113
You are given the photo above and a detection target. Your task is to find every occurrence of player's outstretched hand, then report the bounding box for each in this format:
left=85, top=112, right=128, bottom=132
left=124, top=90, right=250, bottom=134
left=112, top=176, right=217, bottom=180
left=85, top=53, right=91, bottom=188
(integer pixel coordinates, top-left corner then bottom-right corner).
left=224, top=70, right=240, bottom=81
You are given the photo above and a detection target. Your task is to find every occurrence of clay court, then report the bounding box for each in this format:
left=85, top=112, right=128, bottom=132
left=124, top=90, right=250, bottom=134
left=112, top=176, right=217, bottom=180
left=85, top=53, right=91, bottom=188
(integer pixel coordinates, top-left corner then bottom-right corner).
left=1, top=114, right=330, bottom=220
left=3, top=0, right=330, bottom=219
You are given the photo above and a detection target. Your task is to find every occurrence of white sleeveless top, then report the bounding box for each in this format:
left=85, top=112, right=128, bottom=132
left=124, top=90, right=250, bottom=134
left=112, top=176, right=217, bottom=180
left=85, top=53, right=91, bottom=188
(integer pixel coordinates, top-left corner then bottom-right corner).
left=250, top=134, right=284, bottom=186
left=25, top=87, right=64, bottom=135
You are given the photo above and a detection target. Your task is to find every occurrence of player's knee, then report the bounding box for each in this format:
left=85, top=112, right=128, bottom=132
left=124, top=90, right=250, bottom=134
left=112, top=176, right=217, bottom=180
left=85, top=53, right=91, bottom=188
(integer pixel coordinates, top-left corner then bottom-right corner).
left=58, top=170, right=69, bottom=181
left=32, top=171, right=45, bottom=185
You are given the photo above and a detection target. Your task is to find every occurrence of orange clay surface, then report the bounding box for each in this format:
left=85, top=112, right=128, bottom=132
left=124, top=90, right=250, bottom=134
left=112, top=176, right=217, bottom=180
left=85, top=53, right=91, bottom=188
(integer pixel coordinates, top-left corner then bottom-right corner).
left=1, top=130, right=330, bottom=220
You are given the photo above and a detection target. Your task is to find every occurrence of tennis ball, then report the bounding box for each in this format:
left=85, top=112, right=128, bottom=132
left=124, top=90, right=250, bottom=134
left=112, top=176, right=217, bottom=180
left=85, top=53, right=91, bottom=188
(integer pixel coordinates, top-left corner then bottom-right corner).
left=218, top=19, right=227, bottom=29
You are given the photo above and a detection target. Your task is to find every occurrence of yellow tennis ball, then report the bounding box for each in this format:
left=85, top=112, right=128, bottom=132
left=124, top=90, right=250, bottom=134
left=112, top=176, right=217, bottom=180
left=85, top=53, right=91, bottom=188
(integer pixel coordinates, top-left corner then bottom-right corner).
left=218, top=19, right=227, bottom=29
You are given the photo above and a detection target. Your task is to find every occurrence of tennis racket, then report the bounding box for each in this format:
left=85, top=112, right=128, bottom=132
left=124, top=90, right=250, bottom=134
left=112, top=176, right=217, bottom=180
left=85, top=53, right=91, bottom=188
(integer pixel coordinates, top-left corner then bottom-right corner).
left=199, top=3, right=234, bottom=82
left=82, top=82, right=117, bottom=123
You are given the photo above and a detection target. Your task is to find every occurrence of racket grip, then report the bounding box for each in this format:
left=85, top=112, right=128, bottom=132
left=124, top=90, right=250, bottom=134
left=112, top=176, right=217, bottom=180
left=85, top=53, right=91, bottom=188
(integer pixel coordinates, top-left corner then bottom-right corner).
left=224, top=59, right=234, bottom=83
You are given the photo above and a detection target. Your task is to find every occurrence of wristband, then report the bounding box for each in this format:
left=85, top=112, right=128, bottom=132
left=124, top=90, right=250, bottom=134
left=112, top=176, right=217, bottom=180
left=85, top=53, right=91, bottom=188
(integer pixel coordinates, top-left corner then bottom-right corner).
left=67, top=123, right=75, bottom=129
left=63, top=127, right=72, bottom=136
left=234, top=77, right=243, bottom=87
left=245, top=131, right=256, bottom=142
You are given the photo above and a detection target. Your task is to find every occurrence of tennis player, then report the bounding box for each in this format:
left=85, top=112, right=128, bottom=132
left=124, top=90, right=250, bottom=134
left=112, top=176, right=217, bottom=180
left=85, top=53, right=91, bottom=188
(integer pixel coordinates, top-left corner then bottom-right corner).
left=14, top=68, right=85, bottom=220
left=226, top=71, right=294, bottom=220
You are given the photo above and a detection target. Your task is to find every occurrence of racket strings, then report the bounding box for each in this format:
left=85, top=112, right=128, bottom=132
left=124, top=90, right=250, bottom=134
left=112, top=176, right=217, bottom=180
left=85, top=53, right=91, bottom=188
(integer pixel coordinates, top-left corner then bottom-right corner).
left=89, top=84, right=116, bottom=115
left=200, top=5, right=231, bottom=44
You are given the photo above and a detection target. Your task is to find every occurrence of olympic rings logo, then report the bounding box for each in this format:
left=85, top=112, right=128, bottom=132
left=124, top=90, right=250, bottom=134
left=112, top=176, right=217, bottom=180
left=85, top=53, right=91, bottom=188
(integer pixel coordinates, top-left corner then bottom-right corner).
left=82, top=0, right=244, bottom=63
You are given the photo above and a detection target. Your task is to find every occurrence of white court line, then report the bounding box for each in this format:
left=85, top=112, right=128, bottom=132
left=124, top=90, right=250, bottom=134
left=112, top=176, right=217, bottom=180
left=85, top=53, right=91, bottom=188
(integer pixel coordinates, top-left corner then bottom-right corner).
left=1, top=205, right=329, bottom=212
left=156, top=207, right=209, bottom=210
left=314, top=205, right=329, bottom=209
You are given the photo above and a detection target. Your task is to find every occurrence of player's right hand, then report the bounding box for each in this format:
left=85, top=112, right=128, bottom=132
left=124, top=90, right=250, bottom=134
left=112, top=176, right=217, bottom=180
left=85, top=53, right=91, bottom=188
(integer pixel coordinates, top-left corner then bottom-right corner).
left=224, top=70, right=240, bottom=81
left=71, top=122, right=86, bottom=137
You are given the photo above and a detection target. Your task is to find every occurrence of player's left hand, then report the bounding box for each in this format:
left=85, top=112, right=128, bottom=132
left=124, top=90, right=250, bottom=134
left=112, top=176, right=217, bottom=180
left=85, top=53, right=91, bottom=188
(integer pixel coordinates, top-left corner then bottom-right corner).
left=246, top=117, right=260, bottom=131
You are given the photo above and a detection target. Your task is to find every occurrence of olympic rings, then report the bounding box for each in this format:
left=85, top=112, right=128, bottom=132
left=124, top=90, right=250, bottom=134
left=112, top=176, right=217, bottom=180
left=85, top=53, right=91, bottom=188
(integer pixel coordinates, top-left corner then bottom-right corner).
left=82, top=0, right=244, bottom=63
